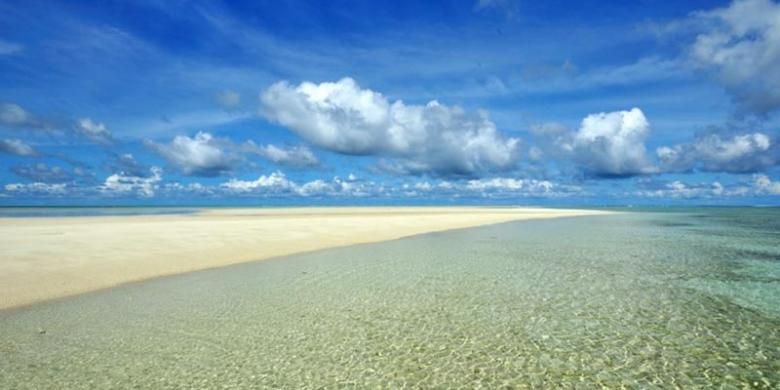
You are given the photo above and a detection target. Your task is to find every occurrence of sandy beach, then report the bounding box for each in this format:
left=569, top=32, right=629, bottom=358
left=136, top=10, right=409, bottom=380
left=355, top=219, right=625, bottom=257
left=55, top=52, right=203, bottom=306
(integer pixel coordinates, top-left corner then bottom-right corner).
left=0, top=207, right=607, bottom=310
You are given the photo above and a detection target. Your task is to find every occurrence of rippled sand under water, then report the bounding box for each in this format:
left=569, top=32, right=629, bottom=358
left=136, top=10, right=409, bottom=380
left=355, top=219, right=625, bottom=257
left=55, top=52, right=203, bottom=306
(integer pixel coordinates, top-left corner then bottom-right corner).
left=1, top=211, right=779, bottom=388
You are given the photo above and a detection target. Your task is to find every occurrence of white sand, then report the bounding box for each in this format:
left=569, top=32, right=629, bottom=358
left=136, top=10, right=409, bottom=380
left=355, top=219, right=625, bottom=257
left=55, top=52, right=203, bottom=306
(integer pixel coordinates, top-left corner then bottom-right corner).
left=0, top=207, right=609, bottom=309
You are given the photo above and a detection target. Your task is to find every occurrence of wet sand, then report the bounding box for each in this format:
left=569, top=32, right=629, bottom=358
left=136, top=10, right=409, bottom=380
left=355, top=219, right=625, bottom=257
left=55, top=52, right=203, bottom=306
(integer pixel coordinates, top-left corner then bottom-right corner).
left=0, top=207, right=607, bottom=309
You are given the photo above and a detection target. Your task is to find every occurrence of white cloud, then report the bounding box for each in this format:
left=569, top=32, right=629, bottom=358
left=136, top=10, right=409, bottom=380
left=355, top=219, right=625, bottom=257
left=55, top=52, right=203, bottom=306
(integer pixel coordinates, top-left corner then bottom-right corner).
left=437, top=181, right=454, bottom=190
left=403, top=180, right=457, bottom=193
left=753, top=174, right=780, bottom=194
left=413, top=181, right=433, bottom=191
left=215, top=90, right=241, bottom=109
left=0, top=139, right=36, bottom=156
left=572, top=107, right=656, bottom=177
left=101, top=167, right=162, bottom=197
left=149, top=132, right=324, bottom=174
left=634, top=179, right=745, bottom=198
left=77, top=118, right=113, bottom=144
left=466, top=177, right=525, bottom=191
left=260, top=77, right=520, bottom=176
left=146, top=132, right=238, bottom=176
left=243, top=142, right=319, bottom=167
left=657, top=132, right=774, bottom=173
left=297, top=176, right=369, bottom=197
left=712, top=181, right=725, bottom=196
left=690, top=0, right=780, bottom=114
left=465, top=177, right=558, bottom=195
left=221, top=171, right=370, bottom=197
left=221, top=171, right=295, bottom=193
left=4, top=182, right=67, bottom=195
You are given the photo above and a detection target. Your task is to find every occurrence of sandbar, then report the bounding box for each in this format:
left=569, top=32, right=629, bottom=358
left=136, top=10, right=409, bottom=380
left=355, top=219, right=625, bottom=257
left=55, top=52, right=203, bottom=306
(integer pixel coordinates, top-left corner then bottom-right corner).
left=0, top=207, right=609, bottom=309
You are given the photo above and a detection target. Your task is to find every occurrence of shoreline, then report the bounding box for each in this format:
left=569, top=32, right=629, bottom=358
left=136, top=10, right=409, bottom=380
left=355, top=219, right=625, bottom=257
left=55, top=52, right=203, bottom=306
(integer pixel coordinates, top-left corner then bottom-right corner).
left=0, top=207, right=611, bottom=310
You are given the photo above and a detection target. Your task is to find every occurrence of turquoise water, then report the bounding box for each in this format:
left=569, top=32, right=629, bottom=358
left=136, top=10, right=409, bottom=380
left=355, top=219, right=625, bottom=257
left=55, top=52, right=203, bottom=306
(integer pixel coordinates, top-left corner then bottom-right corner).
left=1, top=210, right=778, bottom=388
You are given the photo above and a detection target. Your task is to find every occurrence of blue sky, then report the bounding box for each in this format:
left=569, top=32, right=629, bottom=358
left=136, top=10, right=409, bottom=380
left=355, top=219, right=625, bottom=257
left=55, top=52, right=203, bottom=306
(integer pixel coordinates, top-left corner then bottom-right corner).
left=1, top=0, right=779, bottom=205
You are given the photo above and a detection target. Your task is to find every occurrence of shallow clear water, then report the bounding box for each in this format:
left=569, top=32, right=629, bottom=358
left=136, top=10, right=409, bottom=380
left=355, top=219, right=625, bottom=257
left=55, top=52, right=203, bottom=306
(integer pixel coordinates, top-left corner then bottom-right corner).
left=1, top=210, right=779, bottom=388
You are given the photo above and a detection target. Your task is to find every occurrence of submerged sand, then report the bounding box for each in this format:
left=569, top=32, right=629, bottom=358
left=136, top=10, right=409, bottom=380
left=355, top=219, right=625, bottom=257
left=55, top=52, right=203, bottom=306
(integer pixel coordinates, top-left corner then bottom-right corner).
left=0, top=207, right=608, bottom=309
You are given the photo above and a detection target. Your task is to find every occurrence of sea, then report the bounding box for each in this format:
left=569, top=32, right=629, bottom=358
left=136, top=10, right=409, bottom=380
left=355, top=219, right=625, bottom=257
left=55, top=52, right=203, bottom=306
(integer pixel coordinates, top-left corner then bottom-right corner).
left=0, top=207, right=778, bottom=388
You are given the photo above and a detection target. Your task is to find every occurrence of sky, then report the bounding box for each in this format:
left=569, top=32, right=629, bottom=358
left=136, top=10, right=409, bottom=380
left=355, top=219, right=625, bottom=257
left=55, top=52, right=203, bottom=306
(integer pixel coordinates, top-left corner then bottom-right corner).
left=1, top=0, right=780, bottom=205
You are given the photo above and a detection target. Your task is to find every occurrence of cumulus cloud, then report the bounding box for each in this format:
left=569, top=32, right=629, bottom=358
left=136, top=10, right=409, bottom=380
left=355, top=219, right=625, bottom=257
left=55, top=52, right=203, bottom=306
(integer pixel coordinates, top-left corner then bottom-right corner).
left=242, top=142, right=319, bottom=167
left=225, top=173, right=578, bottom=199
left=528, top=108, right=776, bottom=177
left=657, top=132, right=775, bottom=173
left=410, top=181, right=433, bottom=191
left=297, top=176, right=369, bottom=197
left=0, top=138, right=36, bottom=156
left=463, top=176, right=582, bottom=197
left=147, top=131, right=320, bottom=175
left=466, top=177, right=546, bottom=192
left=215, top=90, right=241, bottom=109
left=76, top=118, right=113, bottom=144
left=221, top=171, right=369, bottom=197
left=146, top=132, right=238, bottom=176
left=406, top=176, right=578, bottom=197
left=690, top=0, right=780, bottom=115
left=0, top=166, right=581, bottom=200
left=526, top=110, right=660, bottom=178
left=101, top=167, right=162, bottom=197
left=260, top=78, right=520, bottom=176
left=571, top=108, right=656, bottom=177
left=753, top=174, right=780, bottom=194
left=221, top=171, right=296, bottom=194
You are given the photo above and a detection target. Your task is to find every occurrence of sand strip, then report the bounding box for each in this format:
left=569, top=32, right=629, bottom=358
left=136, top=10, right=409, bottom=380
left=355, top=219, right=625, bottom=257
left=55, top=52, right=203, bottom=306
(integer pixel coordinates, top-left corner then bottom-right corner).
left=0, top=207, right=610, bottom=309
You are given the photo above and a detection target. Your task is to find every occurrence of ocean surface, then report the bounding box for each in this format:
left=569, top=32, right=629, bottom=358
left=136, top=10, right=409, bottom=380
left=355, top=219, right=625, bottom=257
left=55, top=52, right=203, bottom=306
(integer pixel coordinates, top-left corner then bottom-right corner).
left=1, top=208, right=778, bottom=388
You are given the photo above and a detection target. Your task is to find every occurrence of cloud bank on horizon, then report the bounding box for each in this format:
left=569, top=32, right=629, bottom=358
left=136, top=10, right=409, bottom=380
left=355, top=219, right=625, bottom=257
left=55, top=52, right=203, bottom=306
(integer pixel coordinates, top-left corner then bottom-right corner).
left=1, top=0, right=779, bottom=204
